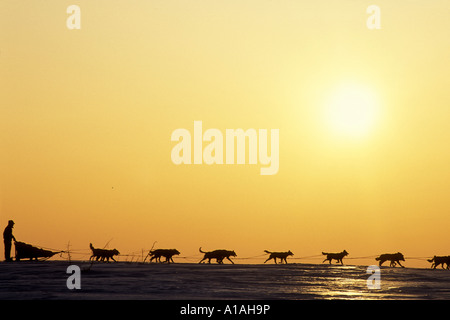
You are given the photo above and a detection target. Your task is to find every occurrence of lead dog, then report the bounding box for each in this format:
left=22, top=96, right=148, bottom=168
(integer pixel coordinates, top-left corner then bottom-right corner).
left=427, top=255, right=450, bottom=269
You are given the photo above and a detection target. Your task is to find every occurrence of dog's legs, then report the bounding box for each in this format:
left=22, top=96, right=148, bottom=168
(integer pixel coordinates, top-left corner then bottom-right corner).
left=264, top=257, right=271, bottom=264
left=198, top=257, right=207, bottom=264
left=226, top=257, right=234, bottom=264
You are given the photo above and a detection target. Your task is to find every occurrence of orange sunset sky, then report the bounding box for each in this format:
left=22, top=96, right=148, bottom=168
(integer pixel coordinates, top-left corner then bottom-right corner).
left=1, top=1, right=449, bottom=268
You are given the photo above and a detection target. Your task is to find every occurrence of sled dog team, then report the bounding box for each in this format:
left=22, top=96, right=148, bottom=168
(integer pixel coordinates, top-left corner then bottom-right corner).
left=88, top=243, right=450, bottom=269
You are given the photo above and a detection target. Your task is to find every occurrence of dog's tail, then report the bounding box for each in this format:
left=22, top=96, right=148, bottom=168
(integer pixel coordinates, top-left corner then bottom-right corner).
left=264, top=250, right=272, bottom=254
left=199, top=247, right=206, bottom=253
left=90, top=243, right=94, bottom=251
left=322, top=252, right=328, bottom=256
left=427, top=257, right=435, bottom=263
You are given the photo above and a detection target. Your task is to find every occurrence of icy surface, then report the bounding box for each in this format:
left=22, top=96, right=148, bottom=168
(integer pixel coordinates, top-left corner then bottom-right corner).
left=1, top=261, right=450, bottom=300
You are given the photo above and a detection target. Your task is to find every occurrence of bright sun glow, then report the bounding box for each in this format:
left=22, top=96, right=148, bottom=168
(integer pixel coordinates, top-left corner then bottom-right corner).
left=325, top=83, right=379, bottom=138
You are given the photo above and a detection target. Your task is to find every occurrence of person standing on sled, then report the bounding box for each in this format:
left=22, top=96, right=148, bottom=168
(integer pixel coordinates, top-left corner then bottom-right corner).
left=3, top=220, right=16, bottom=261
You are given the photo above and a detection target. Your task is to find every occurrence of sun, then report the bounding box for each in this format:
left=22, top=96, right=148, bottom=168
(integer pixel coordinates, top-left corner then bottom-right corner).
left=325, top=83, right=379, bottom=138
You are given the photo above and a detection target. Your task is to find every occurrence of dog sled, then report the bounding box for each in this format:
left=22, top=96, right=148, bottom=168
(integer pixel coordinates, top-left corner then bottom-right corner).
left=14, top=240, right=60, bottom=261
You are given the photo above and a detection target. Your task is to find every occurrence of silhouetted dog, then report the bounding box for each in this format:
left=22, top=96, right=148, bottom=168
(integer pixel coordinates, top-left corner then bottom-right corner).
left=264, top=250, right=293, bottom=264
left=322, top=250, right=348, bottom=265
left=199, top=247, right=237, bottom=264
left=149, top=249, right=180, bottom=263
left=428, top=256, right=450, bottom=269
left=89, top=243, right=120, bottom=262
left=376, top=252, right=405, bottom=267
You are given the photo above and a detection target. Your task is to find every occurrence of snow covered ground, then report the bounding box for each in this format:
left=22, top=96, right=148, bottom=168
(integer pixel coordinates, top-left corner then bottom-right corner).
left=1, top=261, right=449, bottom=300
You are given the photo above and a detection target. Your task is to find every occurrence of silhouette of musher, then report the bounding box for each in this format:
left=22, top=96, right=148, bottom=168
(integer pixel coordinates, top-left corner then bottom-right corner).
left=3, top=220, right=16, bottom=262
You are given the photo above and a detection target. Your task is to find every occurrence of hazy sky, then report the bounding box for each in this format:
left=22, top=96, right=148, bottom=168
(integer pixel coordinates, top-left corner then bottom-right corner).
left=1, top=0, right=449, bottom=268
